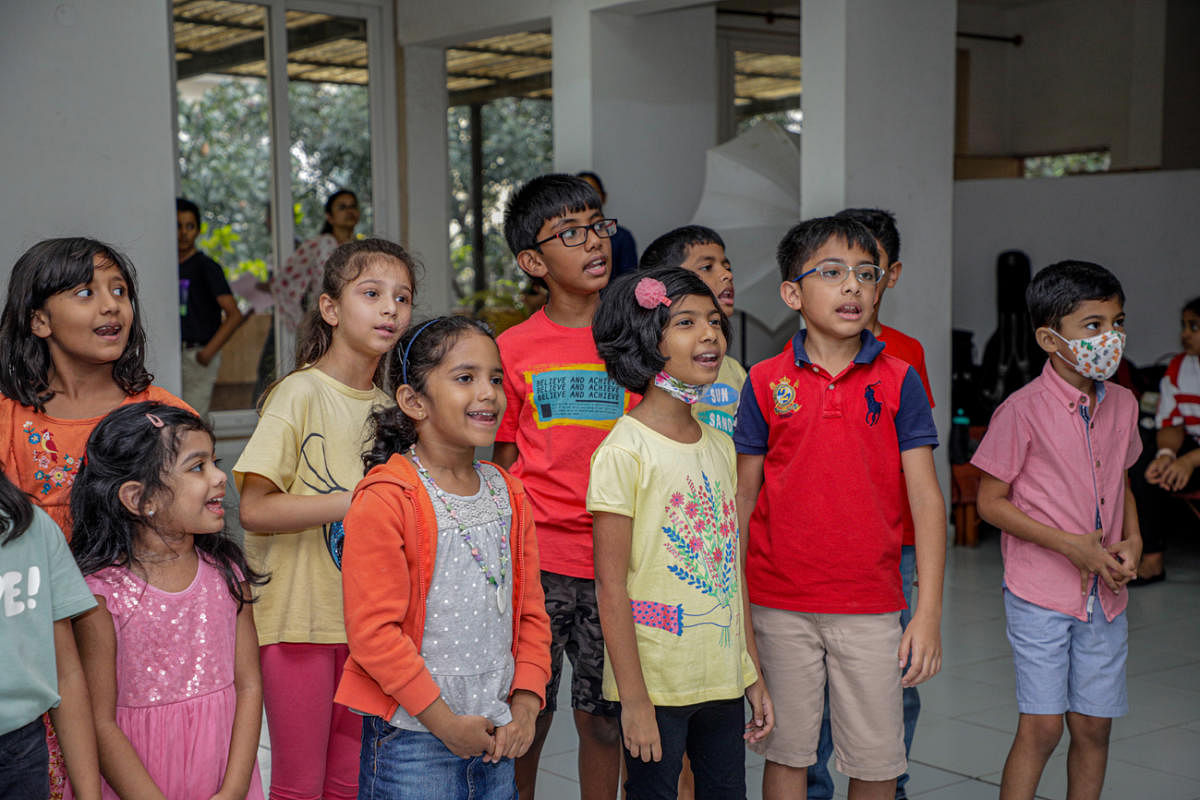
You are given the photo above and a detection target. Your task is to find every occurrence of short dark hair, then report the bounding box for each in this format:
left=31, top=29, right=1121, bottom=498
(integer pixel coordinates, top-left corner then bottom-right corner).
left=776, top=217, right=879, bottom=282
left=1025, top=260, right=1126, bottom=330
left=835, top=208, right=899, bottom=265
left=593, top=267, right=732, bottom=394
left=576, top=171, right=605, bottom=196
left=1183, top=296, right=1200, bottom=318
left=638, top=225, right=726, bottom=271
left=176, top=197, right=201, bottom=223
left=503, top=174, right=602, bottom=256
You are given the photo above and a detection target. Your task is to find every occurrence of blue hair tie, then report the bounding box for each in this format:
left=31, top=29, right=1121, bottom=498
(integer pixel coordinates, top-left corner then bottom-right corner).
left=401, top=319, right=441, bottom=385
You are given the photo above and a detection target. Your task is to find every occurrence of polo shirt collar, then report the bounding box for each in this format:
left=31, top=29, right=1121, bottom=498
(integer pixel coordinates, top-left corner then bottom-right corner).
left=790, top=328, right=886, bottom=367
left=1039, top=357, right=1107, bottom=414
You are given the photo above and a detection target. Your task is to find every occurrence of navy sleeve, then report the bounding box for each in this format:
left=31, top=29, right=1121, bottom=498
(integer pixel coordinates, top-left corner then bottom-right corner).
left=733, top=372, right=769, bottom=455
left=895, top=366, right=939, bottom=451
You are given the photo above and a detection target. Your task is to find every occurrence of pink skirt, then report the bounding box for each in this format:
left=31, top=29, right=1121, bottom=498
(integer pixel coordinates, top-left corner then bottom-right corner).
left=94, top=683, right=265, bottom=800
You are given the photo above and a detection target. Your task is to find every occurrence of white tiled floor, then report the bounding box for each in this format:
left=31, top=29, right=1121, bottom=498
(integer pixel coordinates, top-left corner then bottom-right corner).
left=255, top=532, right=1200, bottom=799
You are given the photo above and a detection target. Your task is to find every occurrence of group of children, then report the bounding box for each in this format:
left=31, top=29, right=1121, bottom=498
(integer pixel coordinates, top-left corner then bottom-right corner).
left=0, top=171, right=1184, bottom=800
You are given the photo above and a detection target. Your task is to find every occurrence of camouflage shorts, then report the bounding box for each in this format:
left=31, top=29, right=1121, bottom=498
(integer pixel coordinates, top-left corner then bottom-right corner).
left=541, top=571, right=620, bottom=717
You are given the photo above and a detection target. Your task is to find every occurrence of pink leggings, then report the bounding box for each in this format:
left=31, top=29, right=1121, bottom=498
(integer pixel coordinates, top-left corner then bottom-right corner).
left=260, top=643, right=361, bottom=800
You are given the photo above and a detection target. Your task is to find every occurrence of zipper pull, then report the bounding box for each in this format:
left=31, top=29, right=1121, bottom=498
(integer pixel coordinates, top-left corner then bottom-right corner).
left=1086, top=590, right=1096, bottom=616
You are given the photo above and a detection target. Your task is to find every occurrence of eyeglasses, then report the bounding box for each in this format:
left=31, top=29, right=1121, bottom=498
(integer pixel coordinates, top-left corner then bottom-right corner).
left=534, top=219, right=619, bottom=248
left=793, top=261, right=885, bottom=285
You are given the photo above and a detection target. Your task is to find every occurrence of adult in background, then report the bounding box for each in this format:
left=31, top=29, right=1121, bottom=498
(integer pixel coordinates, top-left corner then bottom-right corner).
left=177, top=197, right=243, bottom=418
left=578, top=171, right=638, bottom=277
left=273, top=188, right=361, bottom=337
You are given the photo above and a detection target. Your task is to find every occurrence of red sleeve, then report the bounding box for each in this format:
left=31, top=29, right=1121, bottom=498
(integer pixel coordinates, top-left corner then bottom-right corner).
left=341, top=482, right=440, bottom=716
left=509, top=487, right=552, bottom=706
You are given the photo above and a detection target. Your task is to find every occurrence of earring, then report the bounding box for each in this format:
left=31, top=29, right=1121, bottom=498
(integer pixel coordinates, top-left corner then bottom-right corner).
left=146, top=509, right=155, bottom=517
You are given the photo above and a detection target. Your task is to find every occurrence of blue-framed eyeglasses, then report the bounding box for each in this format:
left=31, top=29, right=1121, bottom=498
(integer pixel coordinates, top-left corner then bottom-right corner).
left=533, top=218, right=619, bottom=248
left=792, top=260, right=885, bottom=285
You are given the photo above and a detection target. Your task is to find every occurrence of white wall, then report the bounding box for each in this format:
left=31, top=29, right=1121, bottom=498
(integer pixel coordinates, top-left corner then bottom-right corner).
left=0, top=1, right=180, bottom=391
left=953, top=169, right=1200, bottom=367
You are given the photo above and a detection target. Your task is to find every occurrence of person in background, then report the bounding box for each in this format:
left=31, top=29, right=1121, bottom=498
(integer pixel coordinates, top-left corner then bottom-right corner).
left=177, top=198, right=244, bottom=418
left=578, top=171, right=638, bottom=277
left=273, top=188, right=361, bottom=338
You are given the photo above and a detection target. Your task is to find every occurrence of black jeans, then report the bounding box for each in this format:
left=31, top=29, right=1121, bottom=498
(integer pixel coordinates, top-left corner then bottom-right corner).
left=0, top=717, right=50, bottom=800
left=622, top=697, right=746, bottom=800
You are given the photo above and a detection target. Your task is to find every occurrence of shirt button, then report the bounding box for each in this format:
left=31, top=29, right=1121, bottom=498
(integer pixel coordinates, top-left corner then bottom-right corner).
left=1100, top=498, right=1105, bottom=505
left=812, top=367, right=819, bottom=373
left=828, top=384, right=835, bottom=390
left=1069, top=403, right=1075, bottom=409
left=1095, top=460, right=1101, bottom=467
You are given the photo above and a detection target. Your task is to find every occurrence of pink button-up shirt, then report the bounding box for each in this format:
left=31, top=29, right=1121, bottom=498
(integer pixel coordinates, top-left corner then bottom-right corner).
left=972, top=359, right=1141, bottom=621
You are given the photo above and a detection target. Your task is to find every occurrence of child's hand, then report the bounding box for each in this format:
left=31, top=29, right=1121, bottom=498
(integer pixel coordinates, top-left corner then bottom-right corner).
left=1107, top=537, right=1143, bottom=591
left=744, top=678, right=774, bottom=743
left=898, top=612, right=942, bottom=687
left=1145, top=453, right=1174, bottom=484
left=1065, top=529, right=1132, bottom=594
left=435, top=714, right=496, bottom=759
left=621, top=699, right=662, bottom=763
left=1159, top=458, right=1195, bottom=492
left=486, top=691, right=539, bottom=762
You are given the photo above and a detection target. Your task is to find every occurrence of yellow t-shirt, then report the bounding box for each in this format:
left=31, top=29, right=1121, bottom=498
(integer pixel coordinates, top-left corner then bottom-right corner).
left=587, top=416, right=757, bottom=706
left=233, top=368, right=389, bottom=646
left=693, top=356, right=746, bottom=437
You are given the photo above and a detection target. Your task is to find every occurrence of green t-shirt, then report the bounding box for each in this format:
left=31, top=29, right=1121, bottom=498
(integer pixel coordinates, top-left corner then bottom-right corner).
left=0, top=506, right=95, bottom=734
left=587, top=416, right=757, bottom=706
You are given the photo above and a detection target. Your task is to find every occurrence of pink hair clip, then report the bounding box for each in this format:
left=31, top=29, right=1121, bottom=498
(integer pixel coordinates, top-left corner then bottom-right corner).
left=145, top=413, right=164, bottom=428
left=634, top=277, right=672, bottom=309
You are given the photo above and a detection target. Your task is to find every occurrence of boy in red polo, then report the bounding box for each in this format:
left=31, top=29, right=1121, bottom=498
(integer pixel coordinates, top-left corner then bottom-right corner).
left=973, top=261, right=1141, bottom=800
left=734, top=217, right=946, bottom=800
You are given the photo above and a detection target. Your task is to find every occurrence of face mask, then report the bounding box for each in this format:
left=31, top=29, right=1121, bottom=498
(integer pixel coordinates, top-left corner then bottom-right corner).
left=1048, top=329, right=1125, bottom=381
left=653, top=371, right=708, bottom=404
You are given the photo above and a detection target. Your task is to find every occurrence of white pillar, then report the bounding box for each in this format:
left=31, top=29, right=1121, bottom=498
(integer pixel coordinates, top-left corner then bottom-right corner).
left=801, top=0, right=957, bottom=451
left=398, top=44, right=453, bottom=316
left=552, top=3, right=718, bottom=248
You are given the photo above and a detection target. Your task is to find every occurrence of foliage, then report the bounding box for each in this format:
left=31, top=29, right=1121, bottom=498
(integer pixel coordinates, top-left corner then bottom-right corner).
left=176, top=78, right=372, bottom=281
left=447, top=98, right=553, bottom=302
left=738, top=107, right=802, bottom=136
left=1023, top=150, right=1111, bottom=179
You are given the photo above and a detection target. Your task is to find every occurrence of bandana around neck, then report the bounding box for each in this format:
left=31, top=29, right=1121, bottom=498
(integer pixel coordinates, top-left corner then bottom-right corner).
left=653, top=370, right=708, bottom=404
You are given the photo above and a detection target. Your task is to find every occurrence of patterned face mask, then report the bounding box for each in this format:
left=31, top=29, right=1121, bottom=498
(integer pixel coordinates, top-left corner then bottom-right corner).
left=653, top=370, right=708, bottom=404
left=1048, top=329, right=1125, bottom=381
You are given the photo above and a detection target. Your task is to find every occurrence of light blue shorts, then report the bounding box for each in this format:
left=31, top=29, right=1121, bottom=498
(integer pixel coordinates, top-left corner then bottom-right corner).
left=1003, top=587, right=1128, bottom=718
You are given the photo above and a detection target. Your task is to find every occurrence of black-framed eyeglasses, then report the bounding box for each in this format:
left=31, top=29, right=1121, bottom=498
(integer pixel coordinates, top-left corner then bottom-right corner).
left=792, top=260, right=885, bottom=285
left=534, top=218, right=619, bottom=248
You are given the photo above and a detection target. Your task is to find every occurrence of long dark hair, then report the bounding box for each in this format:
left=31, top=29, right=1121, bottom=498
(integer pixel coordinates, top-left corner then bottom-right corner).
left=70, top=402, right=266, bottom=607
left=0, top=470, right=34, bottom=546
left=319, top=189, right=358, bottom=236
left=0, top=238, right=152, bottom=412
left=258, top=238, right=420, bottom=412
left=363, top=316, right=495, bottom=470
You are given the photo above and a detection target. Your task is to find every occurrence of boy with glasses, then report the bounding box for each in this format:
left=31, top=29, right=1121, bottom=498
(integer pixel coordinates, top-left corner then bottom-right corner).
left=495, top=174, right=638, bottom=799
left=734, top=216, right=946, bottom=800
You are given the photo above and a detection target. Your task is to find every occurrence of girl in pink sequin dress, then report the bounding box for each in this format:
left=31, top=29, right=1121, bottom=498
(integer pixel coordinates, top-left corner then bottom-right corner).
left=70, top=402, right=268, bottom=800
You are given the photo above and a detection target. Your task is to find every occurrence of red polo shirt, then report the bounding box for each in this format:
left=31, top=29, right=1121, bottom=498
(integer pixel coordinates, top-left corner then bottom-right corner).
left=733, top=330, right=938, bottom=613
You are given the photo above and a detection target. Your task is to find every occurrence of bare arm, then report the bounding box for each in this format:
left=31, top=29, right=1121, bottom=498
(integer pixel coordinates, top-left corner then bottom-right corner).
left=237, top=472, right=351, bottom=534
left=211, top=592, right=262, bottom=800
left=898, top=446, right=945, bottom=687
left=73, top=601, right=166, bottom=800
left=50, top=618, right=101, bottom=800
left=593, top=510, right=660, bottom=763
left=976, top=473, right=1133, bottom=592
left=198, top=294, right=245, bottom=366
left=492, top=442, right=518, bottom=471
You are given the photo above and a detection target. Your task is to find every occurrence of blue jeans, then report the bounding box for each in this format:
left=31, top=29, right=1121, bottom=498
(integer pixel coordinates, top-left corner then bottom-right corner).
left=622, top=698, right=745, bottom=800
left=808, top=546, right=920, bottom=799
left=358, top=715, right=516, bottom=800
left=0, top=718, right=49, bottom=800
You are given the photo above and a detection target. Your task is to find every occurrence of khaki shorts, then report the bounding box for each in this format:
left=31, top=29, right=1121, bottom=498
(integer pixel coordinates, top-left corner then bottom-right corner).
left=749, top=604, right=906, bottom=781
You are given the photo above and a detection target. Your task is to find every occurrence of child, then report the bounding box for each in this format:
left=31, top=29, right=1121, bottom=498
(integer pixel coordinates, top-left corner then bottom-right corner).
left=0, top=237, right=190, bottom=799
left=176, top=197, right=244, bottom=418
left=0, top=237, right=191, bottom=539
left=335, top=316, right=551, bottom=798
left=234, top=238, right=416, bottom=800
left=494, top=174, right=638, bottom=798
left=804, top=208, right=935, bottom=800
left=588, top=268, right=772, bottom=798
left=0, top=472, right=100, bottom=800
left=733, top=217, right=945, bottom=800
left=973, top=261, right=1142, bottom=800
left=1136, top=295, right=1200, bottom=583
left=70, top=402, right=267, bottom=800
left=639, top=225, right=744, bottom=436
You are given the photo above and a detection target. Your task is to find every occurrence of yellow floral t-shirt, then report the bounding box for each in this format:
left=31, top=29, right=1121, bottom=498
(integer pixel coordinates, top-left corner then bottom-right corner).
left=587, top=416, right=757, bottom=706
left=233, top=368, right=389, bottom=646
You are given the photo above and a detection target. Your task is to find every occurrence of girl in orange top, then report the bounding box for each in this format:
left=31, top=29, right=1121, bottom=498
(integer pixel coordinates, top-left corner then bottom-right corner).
left=336, top=316, right=550, bottom=799
left=0, top=238, right=190, bottom=800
